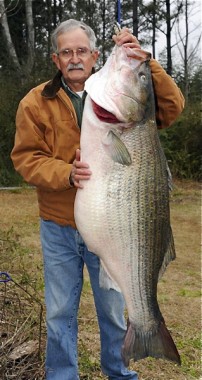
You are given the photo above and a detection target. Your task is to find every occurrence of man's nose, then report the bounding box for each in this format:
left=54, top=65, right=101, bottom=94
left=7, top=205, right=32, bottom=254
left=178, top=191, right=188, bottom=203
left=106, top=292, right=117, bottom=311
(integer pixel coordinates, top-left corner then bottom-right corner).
left=70, top=51, right=80, bottom=63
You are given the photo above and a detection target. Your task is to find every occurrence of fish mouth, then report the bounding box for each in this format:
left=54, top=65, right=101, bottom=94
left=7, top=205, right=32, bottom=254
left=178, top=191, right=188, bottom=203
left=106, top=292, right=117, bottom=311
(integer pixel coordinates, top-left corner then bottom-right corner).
left=91, top=94, right=145, bottom=124
left=91, top=100, right=121, bottom=123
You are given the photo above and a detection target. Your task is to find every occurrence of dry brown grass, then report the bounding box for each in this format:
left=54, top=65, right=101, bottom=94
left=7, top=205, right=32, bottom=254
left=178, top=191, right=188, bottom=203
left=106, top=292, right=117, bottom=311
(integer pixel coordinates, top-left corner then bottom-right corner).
left=0, top=180, right=201, bottom=379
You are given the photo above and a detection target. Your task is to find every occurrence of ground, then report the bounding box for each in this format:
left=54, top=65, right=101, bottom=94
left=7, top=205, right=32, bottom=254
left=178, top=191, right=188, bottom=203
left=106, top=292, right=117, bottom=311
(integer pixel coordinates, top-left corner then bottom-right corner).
left=0, top=179, right=201, bottom=379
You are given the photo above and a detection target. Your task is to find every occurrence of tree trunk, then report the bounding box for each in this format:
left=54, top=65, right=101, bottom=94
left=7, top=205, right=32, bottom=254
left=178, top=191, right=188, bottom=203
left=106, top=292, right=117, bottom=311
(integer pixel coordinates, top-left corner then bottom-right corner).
left=0, top=0, right=35, bottom=82
left=184, top=0, right=189, bottom=103
left=102, top=0, right=106, bottom=65
left=0, top=0, right=21, bottom=73
left=166, top=0, right=172, bottom=75
left=133, top=0, right=138, bottom=37
left=25, top=0, right=35, bottom=72
left=152, top=0, right=156, bottom=58
left=46, top=0, right=52, bottom=59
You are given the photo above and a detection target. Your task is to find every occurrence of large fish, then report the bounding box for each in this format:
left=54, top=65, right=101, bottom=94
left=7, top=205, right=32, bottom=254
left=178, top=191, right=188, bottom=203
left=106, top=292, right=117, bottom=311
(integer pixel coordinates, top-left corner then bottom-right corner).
left=74, top=41, right=181, bottom=366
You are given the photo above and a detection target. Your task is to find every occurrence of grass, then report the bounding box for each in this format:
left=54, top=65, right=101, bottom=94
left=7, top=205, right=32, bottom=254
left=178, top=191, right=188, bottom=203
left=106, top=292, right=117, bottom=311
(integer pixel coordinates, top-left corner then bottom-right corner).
left=0, top=179, right=201, bottom=379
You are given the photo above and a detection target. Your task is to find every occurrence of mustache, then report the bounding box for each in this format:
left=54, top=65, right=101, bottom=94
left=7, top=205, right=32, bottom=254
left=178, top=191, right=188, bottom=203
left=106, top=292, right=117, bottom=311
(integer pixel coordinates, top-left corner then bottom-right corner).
left=67, top=63, right=84, bottom=71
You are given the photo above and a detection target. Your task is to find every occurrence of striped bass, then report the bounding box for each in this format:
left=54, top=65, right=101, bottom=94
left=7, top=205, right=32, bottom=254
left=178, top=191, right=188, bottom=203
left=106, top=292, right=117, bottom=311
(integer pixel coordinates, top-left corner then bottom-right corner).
left=74, top=43, right=181, bottom=366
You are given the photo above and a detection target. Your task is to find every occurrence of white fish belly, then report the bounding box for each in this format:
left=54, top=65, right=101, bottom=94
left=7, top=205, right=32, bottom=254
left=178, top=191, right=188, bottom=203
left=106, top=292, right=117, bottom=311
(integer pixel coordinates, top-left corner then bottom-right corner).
left=74, top=99, right=170, bottom=327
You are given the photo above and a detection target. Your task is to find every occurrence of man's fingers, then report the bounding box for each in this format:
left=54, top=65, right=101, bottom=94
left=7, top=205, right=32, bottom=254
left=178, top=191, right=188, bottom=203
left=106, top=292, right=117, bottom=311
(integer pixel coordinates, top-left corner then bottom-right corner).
left=74, top=180, right=84, bottom=189
left=75, top=148, right=81, bottom=161
left=74, top=161, right=90, bottom=169
left=112, top=29, right=140, bottom=48
left=74, top=173, right=91, bottom=189
left=71, top=149, right=92, bottom=188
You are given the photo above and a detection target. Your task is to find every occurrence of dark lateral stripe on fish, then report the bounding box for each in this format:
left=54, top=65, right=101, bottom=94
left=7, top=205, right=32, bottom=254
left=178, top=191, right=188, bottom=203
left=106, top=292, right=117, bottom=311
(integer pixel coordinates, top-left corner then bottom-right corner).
left=91, top=99, right=120, bottom=123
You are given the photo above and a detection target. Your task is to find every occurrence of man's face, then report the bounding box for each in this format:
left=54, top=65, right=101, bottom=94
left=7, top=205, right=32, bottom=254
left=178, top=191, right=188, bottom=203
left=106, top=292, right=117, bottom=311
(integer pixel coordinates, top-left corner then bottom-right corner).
left=52, top=28, right=99, bottom=92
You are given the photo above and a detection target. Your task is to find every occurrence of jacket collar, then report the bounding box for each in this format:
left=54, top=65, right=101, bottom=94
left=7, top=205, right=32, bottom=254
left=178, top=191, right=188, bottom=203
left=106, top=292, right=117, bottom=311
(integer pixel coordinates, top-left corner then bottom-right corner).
left=41, top=67, right=96, bottom=99
left=41, top=71, right=62, bottom=98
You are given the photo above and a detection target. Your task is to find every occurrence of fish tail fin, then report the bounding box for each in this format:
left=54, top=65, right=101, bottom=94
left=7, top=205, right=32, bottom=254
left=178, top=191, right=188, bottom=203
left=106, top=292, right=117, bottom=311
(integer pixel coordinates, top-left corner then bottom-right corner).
left=122, top=320, right=181, bottom=367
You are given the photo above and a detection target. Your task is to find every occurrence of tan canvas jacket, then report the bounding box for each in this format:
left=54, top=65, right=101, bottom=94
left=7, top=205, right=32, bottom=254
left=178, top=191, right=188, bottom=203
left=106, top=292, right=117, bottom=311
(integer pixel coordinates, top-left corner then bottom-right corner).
left=11, top=59, right=185, bottom=228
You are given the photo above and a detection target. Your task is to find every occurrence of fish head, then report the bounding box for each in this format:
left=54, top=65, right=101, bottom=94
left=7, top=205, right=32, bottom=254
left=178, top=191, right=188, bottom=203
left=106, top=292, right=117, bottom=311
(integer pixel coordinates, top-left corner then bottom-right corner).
left=85, top=45, right=155, bottom=125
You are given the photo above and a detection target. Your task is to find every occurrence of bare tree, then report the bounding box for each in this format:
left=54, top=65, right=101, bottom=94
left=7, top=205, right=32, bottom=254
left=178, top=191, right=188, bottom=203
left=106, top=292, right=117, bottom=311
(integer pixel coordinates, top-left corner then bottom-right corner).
left=0, top=0, right=35, bottom=81
left=160, top=0, right=183, bottom=75
left=0, top=0, right=21, bottom=72
left=139, top=0, right=183, bottom=72
left=144, top=0, right=183, bottom=74
left=175, top=0, right=201, bottom=102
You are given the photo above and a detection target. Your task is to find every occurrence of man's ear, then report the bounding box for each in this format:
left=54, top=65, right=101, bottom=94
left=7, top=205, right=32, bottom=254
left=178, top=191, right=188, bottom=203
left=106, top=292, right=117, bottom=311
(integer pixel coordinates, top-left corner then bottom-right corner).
left=92, top=50, right=99, bottom=65
left=52, top=53, right=61, bottom=70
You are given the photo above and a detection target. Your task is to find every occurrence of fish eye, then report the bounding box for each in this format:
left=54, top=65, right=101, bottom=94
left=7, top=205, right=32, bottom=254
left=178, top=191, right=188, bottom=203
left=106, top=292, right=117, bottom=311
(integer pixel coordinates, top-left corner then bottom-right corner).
left=139, top=72, right=146, bottom=81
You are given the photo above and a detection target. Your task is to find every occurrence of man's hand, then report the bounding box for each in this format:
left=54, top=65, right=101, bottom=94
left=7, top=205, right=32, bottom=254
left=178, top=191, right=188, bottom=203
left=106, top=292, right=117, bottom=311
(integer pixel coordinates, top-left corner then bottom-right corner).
left=112, top=27, right=140, bottom=49
left=112, top=27, right=150, bottom=61
left=70, top=149, right=92, bottom=189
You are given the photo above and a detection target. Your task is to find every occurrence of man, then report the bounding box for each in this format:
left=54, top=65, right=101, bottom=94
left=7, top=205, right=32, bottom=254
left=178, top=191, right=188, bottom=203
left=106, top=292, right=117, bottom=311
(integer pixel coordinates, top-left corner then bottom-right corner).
left=11, top=19, right=184, bottom=380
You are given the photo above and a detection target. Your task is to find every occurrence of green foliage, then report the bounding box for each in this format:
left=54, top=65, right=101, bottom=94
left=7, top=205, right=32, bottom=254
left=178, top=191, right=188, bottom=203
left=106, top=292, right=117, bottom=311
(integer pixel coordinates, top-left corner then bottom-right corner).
left=178, top=288, right=201, bottom=297
left=159, top=100, right=201, bottom=180
left=0, top=75, right=31, bottom=186
left=79, top=339, right=100, bottom=378
left=188, top=62, right=202, bottom=103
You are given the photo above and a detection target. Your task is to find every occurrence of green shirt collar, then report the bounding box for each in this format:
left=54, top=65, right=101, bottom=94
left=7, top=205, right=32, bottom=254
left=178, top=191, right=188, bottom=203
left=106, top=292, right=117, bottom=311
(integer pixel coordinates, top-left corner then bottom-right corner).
left=61, top=76, right=87, bottom=128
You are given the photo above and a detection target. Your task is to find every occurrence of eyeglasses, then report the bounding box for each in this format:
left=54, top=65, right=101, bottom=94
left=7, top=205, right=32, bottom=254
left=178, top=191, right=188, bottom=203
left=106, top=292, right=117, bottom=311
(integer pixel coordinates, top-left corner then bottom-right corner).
left=57, top=47, right=92, bottom=59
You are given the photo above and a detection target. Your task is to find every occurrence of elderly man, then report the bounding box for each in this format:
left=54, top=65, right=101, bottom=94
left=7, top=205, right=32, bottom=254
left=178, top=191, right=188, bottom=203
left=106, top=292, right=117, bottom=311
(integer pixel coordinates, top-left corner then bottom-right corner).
left=11, top=19, right=184, bottom=380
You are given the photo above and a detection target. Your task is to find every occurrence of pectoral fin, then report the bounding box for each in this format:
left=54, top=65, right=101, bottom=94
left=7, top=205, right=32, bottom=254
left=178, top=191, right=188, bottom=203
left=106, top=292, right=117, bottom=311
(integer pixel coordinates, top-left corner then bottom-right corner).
left=102, top=130, right=132, bottom=166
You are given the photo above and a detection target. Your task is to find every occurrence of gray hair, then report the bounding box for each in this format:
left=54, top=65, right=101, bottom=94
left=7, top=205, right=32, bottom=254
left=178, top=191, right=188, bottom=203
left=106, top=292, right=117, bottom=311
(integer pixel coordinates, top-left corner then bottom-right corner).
left=51, top=19, right=97, bottom=53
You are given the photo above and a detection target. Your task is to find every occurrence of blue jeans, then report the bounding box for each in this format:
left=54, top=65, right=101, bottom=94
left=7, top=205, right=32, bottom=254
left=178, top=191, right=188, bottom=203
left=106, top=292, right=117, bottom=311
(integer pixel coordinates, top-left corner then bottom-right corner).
left=40, top=220, right=138, bottom=380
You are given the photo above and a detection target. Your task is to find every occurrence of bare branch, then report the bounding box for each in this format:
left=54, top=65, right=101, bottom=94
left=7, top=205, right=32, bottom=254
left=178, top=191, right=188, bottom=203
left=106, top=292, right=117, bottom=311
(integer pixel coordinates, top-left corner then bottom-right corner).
left=0, top=0, right=20, bottom=20
left=0, top=0, right=21, bottom=71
